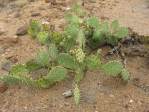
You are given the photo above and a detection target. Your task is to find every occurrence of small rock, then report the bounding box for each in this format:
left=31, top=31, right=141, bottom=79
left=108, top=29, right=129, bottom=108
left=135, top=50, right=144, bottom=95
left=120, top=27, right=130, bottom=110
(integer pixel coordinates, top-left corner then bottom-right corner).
left=45, top=0, right=56, bottom=5
left=1, top=60, right=13, bottom=72
left=15, top=0, right=28, bottom=7
left=64, top=102, right=70, bottom=106
left=58, top=7, right=69, bottom=11
left=44, top=0, right=50, bottom=3
left=51, top=0, right=57, bottom=5
left=90, top=0, right=96, bottom=3
left=14, top=12, right=21, bottom=18
left=12, top=36, right=19, bottom=43
left=39, top=7, right=46, bottom=10
left=62, top=90, right=73, bottom=98
left=31, top=12, right=41, bottom=17
left=129, top=99, right=134, bottom=103
left=0, top=82, right=8, bottom=93
left=124, top=104, right=129, bottom=109
left=7, top=56, right=18, bottom=63
left=66, top=7, right=70, bottom=11
left=28, top=0, right=35, bottom=2
left=0, top=36, right=19, bottom=45
left=16, top=25, right=28, bottom=36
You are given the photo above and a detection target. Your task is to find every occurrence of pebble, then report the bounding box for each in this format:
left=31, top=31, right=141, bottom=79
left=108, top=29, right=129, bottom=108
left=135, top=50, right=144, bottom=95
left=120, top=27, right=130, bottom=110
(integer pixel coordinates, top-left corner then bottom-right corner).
left=16, top=25, right=28, bottom=36
left=64, top=102, right=70, bottom=106
left=38, top=6, right=46, bottom=10
left=129, top=99, right=134, bottom=103
left=62, top=90, right=73, bottom=98
left=15, top=0, right=28, bottom=7
left=14, top=12, right=21, bottom=18
left=12, top=36, right=19, bottom=43
left=2, top=36, right=20, bottom=44
left=44, top=0, right=50, bottom=3
left=1, top=60, right=13, bottom=72
left=45, top=0, right=56, bottom=5
left=31, top=12, right=41, bottom=17
left=7, top=56, right=18, bottom=63
left=28, top=0, right=35, bottom=2
left=90, top=0, right=96, bottom=3
left=0, top=82, right=8, bottom=93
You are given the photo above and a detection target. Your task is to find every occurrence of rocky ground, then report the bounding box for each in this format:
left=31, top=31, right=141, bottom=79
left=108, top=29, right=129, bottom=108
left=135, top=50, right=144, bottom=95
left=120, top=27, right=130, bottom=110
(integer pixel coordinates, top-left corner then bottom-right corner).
left=0, top=0, right=149, bottom=112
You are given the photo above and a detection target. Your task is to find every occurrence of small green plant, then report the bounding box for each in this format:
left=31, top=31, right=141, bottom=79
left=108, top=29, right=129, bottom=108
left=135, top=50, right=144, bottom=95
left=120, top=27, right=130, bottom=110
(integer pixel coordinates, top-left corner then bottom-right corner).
left=37, top=31, right=49, bottom=44
left=85, top=51, right=101, bottom=70
left=28, top=20, right=64, bottom=45
left=73, top=84, right=80, bottom=105
left=0, top=4, right=130, bottom=105
left=102, top=60, right=130, bottom=81
left=28, top=20, right=42, bottom=38
left=86, top=18, right=128, bottom=48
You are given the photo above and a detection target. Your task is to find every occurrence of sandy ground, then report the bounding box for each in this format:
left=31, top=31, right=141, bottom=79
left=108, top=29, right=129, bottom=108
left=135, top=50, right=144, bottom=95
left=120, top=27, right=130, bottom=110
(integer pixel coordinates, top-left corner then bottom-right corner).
left=0, top=0, right=149, bottom=112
